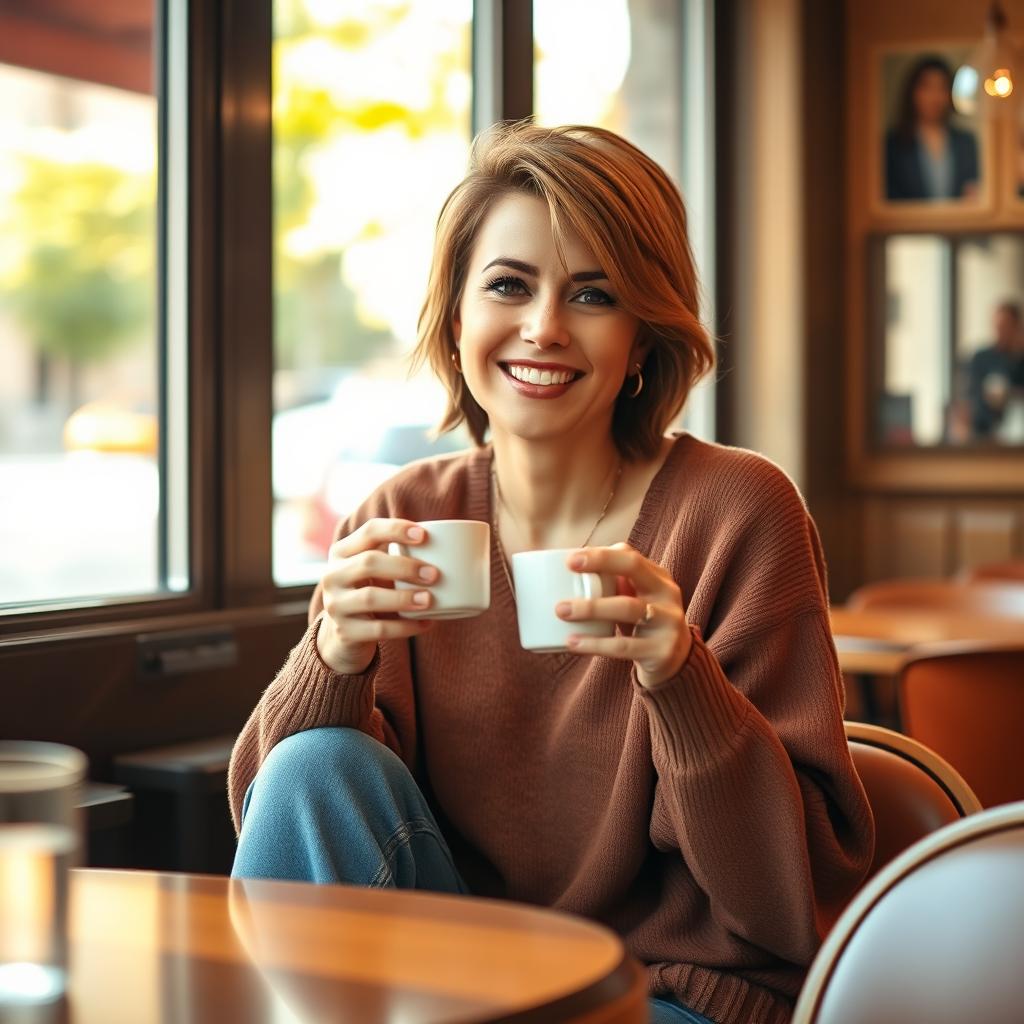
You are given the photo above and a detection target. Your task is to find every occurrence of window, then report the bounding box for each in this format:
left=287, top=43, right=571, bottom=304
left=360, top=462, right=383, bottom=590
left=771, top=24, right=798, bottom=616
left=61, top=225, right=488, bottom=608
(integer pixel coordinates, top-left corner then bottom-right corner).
left=0, top=3, right=188, bottom=609
left=1, top=0, right=716, bottom=626
left=271, top=0, right=474, bottom=585
left=533, top=0, right=716, bottom=441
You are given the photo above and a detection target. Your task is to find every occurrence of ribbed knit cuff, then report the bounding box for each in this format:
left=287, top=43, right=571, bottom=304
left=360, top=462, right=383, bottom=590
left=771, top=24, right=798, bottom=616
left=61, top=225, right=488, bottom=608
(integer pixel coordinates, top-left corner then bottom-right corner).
left=270, top=613, right=381, bottom=732
left=637, top=627, right=751, bottom=770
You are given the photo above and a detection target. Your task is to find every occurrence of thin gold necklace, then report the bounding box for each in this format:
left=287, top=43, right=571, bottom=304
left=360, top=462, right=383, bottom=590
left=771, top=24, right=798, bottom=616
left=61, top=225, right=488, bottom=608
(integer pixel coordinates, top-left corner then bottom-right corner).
left=491, top=455, right=624, bottom=596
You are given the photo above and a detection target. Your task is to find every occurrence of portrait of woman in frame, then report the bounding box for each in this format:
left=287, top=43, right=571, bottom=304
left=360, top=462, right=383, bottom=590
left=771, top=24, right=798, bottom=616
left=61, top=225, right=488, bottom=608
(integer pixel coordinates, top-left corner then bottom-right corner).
left=879, top=45, right=983, bottom=208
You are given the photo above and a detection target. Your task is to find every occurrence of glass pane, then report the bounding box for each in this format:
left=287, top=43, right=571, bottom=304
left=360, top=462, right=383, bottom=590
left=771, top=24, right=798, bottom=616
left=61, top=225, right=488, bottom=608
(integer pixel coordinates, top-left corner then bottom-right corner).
left=877, top=236, right=951, bottom=447
left=0, top=3, right=185, bottom=607
left=535, top=0, right=682, bottom=184
left=272, top=0, right=473, bottom=585
left=955, top=237, right=1024, bottom=445
left=872, top=233, right=1024, bottom=448
left=533, top=0, right=715, bottom=440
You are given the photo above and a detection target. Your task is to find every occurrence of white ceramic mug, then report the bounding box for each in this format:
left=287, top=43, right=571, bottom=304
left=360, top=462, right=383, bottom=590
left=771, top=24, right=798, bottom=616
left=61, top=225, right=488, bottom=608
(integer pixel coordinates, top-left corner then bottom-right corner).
left=510, top=549, right=616, bottom=653
left=389, top=520, right=490, bottom=619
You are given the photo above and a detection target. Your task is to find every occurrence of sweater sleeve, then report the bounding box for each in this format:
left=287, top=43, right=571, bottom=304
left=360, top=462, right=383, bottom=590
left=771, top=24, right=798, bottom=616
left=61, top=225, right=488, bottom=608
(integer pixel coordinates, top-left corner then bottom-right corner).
left=640, top=464, right=875, bottom=966
left=227, top=490, right=419, bottom=833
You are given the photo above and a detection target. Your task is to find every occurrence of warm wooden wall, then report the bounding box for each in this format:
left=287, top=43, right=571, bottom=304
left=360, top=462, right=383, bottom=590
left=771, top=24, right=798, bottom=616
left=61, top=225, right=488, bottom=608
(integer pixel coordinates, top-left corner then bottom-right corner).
left=806, top=0, right=1024, bottom=596
left=2, top=605, right=307, bottom=777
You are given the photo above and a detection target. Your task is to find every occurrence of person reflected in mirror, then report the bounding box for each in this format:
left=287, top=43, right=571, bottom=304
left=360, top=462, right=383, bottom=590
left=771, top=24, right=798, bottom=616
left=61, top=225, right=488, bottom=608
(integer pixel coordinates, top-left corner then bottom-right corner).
left=966, top=301, right=1024, bottom=441
left=885, top=55, right=979, bottom=202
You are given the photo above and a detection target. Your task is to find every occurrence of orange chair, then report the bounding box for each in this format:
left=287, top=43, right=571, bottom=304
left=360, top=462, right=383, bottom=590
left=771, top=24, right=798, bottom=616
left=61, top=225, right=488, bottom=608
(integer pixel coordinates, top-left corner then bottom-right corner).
left=898, top=642, right=1024, bottom=808
left=964, top=560, right=1024, bottom=583
left=844, top=722, right=980, bottom=883
left=793, top=802, right=1024, bottom=1023
left=846, top=578, right=1024, bottom=617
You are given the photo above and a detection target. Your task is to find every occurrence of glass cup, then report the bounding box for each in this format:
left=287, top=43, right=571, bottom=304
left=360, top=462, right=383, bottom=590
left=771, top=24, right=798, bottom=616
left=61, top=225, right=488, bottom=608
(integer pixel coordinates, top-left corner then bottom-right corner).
left=0, top=742, right=87, bottom=1008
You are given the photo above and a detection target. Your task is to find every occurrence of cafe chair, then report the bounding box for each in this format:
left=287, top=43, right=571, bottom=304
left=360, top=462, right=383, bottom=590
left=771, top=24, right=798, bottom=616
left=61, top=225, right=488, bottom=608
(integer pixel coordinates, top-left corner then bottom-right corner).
left=899, top=642, right=1024, bottom=809
left=792, top=801, right=1024, bottom=1024
left=846, top=578, right=1024, bottom=617
left=963, top=560, right=1024, bottom=583
left=844, top=722, right=981, bottom=883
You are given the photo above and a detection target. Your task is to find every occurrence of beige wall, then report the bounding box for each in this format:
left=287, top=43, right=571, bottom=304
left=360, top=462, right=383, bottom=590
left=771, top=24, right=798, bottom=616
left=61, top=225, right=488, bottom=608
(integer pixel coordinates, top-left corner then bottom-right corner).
left=731, top=0, right=805, bottom=487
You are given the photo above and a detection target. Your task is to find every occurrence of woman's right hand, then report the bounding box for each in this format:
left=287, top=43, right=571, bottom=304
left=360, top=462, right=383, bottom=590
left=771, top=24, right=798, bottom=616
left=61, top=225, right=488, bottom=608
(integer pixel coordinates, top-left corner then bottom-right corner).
left=316, top=519, right=438, bottom=674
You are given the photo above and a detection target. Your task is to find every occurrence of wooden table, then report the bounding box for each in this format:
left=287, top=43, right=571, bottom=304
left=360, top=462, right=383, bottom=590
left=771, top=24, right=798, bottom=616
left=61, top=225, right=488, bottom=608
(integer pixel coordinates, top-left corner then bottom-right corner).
left=831, top=605, right=1024, bottom=676
left=831, top=605, right=1024, bottom=724
left=52, top=869, right=645, bottom=1024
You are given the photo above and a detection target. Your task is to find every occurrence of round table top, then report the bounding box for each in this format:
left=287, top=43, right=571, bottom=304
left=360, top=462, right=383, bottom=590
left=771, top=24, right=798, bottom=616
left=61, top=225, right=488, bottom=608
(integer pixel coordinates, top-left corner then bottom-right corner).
left=831, top=605, right=1024, bottom=676
left=61, top=868, right=645, bottom=1024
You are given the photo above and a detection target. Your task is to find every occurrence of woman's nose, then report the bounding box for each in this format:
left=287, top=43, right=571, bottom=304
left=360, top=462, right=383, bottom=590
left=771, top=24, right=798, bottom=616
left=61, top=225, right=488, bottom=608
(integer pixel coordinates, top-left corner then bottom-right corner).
left=520, top=298, right=570, bottom=349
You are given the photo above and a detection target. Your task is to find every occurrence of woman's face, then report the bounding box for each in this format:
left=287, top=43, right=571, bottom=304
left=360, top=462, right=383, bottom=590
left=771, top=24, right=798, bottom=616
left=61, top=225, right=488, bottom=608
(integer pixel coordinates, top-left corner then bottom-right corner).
left=912, top=68, right=951, bottom=125
left=454, top=192, right=644, bottom=449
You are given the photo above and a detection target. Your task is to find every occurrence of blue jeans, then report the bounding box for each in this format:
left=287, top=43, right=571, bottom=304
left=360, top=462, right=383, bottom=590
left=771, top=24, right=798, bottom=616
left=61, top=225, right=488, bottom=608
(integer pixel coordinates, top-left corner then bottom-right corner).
left=233, top=727, right=714, bottom=1024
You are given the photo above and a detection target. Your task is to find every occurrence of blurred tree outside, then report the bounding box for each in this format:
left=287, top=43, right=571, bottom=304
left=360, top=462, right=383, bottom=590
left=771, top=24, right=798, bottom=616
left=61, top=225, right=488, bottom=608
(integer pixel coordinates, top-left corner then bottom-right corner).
left=0, top=0, right=471, bottom=418
left=272, top=0, right=471, bottom=380
left=0, top=155, right=155, bottom=412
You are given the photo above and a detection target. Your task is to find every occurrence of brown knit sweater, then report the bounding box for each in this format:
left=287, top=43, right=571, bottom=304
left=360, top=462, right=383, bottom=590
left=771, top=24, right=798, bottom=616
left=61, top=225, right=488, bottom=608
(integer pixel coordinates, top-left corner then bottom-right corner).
left=228, top=433, right=874, bottom=1024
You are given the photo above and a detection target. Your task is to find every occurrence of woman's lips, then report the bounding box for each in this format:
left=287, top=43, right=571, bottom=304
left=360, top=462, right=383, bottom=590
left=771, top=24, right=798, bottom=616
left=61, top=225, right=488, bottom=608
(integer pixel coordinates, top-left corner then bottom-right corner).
left=499, top=363, right=580, bottom=399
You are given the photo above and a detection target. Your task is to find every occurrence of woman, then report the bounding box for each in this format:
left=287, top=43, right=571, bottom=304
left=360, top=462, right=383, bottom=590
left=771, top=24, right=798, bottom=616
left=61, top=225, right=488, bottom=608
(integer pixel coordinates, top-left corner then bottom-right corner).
left=885, top=55, right=979, bottom=202
left=229, top=123, right=874, bottom=1024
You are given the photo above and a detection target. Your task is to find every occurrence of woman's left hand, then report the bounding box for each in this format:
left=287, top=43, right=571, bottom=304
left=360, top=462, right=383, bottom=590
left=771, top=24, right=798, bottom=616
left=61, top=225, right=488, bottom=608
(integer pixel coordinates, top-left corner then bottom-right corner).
left=557, top=542, right=692, bottom=688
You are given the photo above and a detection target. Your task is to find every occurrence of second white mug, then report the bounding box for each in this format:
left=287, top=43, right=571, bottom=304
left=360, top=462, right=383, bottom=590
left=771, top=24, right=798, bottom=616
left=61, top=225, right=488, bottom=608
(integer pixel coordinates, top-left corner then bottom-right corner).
left=510, top=549, right=616, bottom=653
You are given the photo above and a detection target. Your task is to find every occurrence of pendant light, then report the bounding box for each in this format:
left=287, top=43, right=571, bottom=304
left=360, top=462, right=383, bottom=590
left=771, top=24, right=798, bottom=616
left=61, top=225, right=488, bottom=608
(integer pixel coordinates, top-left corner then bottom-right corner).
left=952, top=1, right=1022, bottom=118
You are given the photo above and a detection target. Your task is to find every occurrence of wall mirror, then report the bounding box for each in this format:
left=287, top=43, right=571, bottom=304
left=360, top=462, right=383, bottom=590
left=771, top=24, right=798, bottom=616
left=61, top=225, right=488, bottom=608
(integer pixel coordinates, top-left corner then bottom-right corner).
left=869, top=232, right=1024, bottom=449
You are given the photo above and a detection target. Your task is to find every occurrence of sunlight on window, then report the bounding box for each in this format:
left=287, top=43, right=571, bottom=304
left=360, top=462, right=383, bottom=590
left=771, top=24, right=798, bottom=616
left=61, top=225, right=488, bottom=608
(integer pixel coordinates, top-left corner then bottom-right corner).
left=534, top=0, right=632, bottom=129
left=272, top=0, right=473, bottom=585
left=0, top=56, right=162, bottom=606
left=534, top=0, right=717, bottom=441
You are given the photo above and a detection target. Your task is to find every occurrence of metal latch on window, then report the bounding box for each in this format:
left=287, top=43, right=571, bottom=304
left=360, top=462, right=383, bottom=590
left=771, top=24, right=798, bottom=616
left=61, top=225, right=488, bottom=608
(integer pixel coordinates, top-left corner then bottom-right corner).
left=136, top=629, right=238, bottom=679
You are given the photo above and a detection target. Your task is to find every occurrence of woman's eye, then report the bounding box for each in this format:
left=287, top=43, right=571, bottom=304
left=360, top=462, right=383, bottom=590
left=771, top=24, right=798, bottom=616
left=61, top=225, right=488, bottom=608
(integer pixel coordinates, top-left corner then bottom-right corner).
left=485, top=275, right=528, bottom=297
left=573, top=287, right=615, bottom=306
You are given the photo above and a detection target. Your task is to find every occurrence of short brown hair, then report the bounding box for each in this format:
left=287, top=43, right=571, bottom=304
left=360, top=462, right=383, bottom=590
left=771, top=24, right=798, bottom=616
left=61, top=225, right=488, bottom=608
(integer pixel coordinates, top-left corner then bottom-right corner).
left=413, top=122, right=715, bottom=461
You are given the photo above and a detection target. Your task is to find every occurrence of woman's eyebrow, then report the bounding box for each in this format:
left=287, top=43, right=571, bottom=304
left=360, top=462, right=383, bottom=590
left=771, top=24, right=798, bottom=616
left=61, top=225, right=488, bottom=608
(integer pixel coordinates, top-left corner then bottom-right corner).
left=481, top=257, right=607, bottom=282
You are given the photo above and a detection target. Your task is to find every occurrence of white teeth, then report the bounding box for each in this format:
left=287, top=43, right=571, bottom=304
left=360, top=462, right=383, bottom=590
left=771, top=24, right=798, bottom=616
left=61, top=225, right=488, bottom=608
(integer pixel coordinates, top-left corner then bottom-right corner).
left=506, top=364, right=574, bottom=386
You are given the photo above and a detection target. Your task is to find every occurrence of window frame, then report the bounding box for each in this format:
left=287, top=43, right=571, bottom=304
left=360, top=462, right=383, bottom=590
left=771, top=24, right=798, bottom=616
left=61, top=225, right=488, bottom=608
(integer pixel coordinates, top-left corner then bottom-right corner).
left=1, top=0, right=717, bottom=646
left=0, top=0, right=217, bottom=636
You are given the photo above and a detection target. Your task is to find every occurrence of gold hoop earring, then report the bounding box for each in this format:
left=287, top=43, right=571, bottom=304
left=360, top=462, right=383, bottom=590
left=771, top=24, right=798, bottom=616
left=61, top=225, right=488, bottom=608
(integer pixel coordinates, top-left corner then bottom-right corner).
left=628, top=363, right=644, bottom=398
left=451, top=350, right=462, bottom=373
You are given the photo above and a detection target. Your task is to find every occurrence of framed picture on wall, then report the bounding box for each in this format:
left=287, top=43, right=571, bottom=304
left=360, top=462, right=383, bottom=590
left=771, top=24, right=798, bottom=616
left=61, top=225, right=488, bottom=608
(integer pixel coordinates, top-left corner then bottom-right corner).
left=874, top=44, right=990, bottom=215
left=1011, top=122, right=1024, bottom=204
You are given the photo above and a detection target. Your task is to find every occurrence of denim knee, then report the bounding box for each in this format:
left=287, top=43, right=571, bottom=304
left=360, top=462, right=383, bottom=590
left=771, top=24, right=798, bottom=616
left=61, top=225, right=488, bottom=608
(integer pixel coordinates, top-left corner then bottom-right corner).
left=247, top=726, right=411, bottom=815
left=234, top=726, right=465, bottom=890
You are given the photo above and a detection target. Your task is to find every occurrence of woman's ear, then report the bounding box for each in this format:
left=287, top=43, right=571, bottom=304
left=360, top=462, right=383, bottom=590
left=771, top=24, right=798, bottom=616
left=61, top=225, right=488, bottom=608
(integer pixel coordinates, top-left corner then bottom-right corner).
left=629, top=329, right=652, bottom=368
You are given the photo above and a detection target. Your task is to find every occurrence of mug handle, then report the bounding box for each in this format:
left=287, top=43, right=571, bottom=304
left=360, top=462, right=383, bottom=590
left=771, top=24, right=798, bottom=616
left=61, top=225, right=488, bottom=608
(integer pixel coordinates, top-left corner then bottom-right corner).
left=573, top=572, right=608, bottom=600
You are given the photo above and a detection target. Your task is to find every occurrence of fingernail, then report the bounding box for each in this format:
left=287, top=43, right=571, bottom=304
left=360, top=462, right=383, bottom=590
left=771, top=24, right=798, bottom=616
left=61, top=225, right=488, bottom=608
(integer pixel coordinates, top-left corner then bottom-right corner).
left=570, top=554, right=586, bottom=569
left=413, top=591, right=430, bottom=606
left=407, top=526, right=425, bottom=541
left=418, top=566, right=436, bottom=581
left=566, top=636, right=581, bottom=649
left=555, top=601, right=571, bottom=617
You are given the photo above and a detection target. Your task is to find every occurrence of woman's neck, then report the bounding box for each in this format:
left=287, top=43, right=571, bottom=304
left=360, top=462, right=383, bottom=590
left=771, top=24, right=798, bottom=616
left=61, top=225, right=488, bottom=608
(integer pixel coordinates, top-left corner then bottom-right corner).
left=490, top=428, right=623, bottom=550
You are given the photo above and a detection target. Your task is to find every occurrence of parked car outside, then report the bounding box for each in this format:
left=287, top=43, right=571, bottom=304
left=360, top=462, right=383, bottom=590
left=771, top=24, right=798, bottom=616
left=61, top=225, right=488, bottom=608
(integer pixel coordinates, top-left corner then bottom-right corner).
left=272, top=373, right=469, bottom=583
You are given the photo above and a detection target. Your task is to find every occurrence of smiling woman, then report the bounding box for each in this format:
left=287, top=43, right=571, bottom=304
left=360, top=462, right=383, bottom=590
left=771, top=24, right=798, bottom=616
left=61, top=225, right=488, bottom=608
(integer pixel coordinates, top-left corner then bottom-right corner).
left=452, top=191, right=645, bottom=453
left=418, top=123, right=712, bottom=465
left=230, top=122, right=874, bottom=1024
